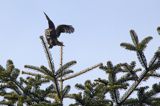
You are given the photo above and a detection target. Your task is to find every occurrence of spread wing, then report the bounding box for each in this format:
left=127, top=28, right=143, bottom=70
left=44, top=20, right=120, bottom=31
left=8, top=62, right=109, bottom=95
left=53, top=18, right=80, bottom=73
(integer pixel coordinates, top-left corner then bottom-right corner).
left=56, top=25, right=74, bottom=37
left=44, top=12, right=55, bottom=29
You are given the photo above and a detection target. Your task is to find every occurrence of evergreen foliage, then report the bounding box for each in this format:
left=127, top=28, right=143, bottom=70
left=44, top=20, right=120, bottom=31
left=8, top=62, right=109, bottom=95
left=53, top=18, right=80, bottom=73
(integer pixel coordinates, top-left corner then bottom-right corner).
left=0, top=26, right=160, bottom=106
left=70, top=29, right=160, bottom=106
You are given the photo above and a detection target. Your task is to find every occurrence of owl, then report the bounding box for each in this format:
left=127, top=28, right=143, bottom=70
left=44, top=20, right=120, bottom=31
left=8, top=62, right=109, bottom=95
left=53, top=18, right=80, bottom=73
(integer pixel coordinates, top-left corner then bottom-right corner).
left=44, top=12, right=74, bottom=48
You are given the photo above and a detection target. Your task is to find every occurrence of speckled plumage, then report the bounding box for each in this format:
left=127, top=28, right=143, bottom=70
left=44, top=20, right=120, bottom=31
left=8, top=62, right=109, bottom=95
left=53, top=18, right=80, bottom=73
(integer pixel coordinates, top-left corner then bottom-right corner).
left=44, top=12, right=74, bottom=48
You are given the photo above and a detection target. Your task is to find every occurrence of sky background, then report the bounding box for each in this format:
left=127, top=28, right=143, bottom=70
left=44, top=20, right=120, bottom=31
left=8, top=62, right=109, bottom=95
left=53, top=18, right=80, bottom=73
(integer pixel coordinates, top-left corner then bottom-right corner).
left=0, top=0, right=160, bottom=105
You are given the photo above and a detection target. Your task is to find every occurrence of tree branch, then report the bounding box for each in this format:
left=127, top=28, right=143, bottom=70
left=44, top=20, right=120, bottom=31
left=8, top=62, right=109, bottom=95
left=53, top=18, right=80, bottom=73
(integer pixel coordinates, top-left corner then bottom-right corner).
left=118, top=68, right=150, bottom=105
left=40, top=36, right=61, bottom=101
left=62, top=63, right=103, bottom=81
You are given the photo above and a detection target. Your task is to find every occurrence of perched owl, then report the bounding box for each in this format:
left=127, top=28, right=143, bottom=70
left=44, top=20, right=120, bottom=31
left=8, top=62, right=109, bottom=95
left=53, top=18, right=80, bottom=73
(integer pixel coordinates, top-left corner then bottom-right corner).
left=44, top=12, right=74, bottom=48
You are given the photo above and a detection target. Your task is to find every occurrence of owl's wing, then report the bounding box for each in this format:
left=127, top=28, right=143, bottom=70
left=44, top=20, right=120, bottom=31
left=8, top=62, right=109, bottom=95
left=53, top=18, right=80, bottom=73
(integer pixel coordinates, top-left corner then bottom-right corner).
left=56, top=25, right=74, bottom=37
left=44, top=12, right=55, bottom=29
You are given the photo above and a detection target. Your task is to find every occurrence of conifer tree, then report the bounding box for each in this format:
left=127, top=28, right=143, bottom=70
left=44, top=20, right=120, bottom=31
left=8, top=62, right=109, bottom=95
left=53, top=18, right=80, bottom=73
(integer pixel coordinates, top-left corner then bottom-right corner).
left=0, top=17, right=160, bottom=106
left=69, top=29, right=160, bottom=106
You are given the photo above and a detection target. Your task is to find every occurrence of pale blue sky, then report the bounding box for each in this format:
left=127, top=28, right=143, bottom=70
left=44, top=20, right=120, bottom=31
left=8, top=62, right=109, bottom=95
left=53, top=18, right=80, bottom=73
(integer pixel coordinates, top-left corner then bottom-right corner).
left=0, top=0, right=160, bottom=105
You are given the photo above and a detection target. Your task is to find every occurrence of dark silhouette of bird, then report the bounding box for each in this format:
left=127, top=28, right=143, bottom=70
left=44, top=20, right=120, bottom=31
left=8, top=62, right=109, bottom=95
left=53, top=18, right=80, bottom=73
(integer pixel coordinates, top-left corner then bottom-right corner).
left=157, top=26, right=160, bottom=35
left=44, top=12, right=74, bottom=48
